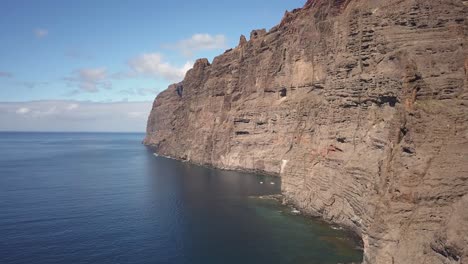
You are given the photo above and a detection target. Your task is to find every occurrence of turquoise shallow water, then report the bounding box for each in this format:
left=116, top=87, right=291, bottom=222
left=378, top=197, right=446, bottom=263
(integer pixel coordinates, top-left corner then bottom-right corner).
left=248, top=198, right=363, bottom=263
left=0, top=132, right=362, bottom=264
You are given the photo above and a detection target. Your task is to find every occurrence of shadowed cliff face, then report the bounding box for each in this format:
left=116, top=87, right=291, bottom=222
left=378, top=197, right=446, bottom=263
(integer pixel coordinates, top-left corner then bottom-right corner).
left=144, top=0, right=468, bottom=263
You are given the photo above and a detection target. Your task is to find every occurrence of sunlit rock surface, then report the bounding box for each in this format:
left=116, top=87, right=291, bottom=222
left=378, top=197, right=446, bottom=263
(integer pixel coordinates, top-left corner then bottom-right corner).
left=145, top=0, right=468, bottom=263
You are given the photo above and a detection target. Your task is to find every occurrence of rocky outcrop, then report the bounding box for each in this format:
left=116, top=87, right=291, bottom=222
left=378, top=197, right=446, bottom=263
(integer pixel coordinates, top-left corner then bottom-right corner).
left=144, top=0, right=468, bottom=263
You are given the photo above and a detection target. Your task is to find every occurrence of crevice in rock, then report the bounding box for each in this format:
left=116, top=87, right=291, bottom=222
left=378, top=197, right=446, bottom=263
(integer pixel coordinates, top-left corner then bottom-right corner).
left=402, top=146, right=415, bottom=154
left=400, top=127, right=408, bottom=137
left=337, top=137, right=347, bottom=143
left=280, top=87, right=287, bottom=97
left=176, top=84, right=184, bottom=98
left=234, top=118, right=251, bottom=124
left=431, top=243, right=461, bottom=262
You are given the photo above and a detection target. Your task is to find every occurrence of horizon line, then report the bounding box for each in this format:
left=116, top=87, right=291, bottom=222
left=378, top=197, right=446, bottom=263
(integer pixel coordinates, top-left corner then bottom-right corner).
left=0, top=130, right=146, bottom=134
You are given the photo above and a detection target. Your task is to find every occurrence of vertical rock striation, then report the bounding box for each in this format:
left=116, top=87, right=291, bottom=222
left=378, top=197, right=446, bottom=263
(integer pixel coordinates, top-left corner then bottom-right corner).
left=145, top=0, right=468, bottom=263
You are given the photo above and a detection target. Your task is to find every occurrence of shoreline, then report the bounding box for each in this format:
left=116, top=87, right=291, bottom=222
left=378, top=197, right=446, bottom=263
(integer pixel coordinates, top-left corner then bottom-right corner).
left=253, top=194, right=365, bottom=252
left=146, top=144, right=365, bottom=257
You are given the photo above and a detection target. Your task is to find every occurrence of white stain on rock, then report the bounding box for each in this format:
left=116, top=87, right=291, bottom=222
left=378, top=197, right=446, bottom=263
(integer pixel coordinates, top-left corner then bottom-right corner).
left=280, top=159, right=288, bottom=174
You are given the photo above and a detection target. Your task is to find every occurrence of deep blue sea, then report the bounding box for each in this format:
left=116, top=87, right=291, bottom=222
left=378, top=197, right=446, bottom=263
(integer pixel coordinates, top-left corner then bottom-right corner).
left=0, top=132, right=362, bottom=264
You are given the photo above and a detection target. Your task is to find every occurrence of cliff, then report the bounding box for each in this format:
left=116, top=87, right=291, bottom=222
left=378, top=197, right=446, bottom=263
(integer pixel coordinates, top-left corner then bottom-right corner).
left=144, top=0, right=468, bottom=263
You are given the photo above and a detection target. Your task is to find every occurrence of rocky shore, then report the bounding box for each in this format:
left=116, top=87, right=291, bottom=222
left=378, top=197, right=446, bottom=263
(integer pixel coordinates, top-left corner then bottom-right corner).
left=144, top=0, right=468, bottom=263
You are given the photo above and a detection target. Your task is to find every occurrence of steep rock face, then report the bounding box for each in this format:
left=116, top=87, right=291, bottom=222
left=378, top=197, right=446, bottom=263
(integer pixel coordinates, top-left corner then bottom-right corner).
left=145, top=0, right=468, bottom=263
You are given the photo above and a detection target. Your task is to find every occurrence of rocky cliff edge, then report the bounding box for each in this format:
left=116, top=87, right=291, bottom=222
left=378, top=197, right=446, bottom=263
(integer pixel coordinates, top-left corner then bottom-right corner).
left=144, top=0, right=468, bottom=263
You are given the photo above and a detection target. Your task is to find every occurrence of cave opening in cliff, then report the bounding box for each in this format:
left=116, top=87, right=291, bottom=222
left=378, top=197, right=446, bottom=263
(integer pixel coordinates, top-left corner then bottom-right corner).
left=280, top=87, right=287, bottom=97
left=176, top=84, right=184, bottom=97
left=377, top=95, right=398, bottom=107
left=337, top=137, right=347, bottom=143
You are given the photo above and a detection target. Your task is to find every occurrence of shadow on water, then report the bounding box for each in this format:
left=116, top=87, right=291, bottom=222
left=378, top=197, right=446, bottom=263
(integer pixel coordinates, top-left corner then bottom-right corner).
left=143, top=149, right=362, bottom=264
left=0, top=133, right=362, bottom=264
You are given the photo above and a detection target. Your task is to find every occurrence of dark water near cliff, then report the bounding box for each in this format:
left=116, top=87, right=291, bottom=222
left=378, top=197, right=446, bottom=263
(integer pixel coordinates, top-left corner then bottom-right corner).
left=0, top=132, right=362, bottom=264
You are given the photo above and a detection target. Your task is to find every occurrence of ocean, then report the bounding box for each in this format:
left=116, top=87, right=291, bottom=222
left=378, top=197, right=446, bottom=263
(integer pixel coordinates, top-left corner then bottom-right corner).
left=0, top=132, right=362, bottom=264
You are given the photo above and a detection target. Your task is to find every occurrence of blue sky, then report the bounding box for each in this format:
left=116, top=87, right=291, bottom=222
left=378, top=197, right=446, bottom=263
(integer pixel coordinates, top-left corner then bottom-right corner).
left=0, top=0, right=305, bottom=131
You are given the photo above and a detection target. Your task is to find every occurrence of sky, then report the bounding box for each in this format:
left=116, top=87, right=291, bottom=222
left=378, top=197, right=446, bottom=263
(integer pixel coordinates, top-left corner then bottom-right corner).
left=0, top=0, right=305, bottom=132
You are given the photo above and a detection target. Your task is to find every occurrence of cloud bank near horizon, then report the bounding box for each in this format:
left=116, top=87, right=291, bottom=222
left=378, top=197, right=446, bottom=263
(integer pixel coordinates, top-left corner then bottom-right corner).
left=0, top=100, right=153, bottom=132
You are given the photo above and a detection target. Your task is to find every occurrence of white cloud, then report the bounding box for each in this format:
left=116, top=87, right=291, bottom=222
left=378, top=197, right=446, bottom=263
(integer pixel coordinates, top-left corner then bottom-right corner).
left=34, top=28, right=48, bottom=38
left=15, top=105, right=57, bottom=117
left=120, top=87, right=160, bottom=97
left=127, top=111, right=146, bottom=118
left=31, top=106, right=57, bottom=117
left=65, top=68, right=111, bottom=93
left=128, top=53, right=192, bottom=82
left=0, top=100, right=152, bottom=132
left=166, top=33, right=227, bottom=57
left=122, top=34, right=226, bottom=82
left=66, top=103, right=79, bottom=110
left=136, top=88, right=159, bottom=96
left=16, top=107, right=30, bottom=114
